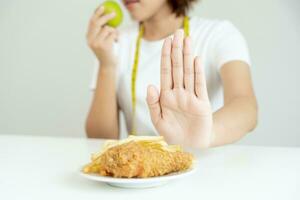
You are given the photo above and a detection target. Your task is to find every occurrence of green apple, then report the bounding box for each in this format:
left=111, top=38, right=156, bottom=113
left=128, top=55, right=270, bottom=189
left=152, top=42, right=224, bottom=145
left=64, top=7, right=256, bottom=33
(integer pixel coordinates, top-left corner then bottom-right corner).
left=102, top=0, right=123, bottom=27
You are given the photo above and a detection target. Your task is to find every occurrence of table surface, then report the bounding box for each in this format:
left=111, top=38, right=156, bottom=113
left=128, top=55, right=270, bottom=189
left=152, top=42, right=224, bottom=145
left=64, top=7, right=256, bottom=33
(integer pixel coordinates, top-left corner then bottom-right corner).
left=0, top=135, right=299, bottom=200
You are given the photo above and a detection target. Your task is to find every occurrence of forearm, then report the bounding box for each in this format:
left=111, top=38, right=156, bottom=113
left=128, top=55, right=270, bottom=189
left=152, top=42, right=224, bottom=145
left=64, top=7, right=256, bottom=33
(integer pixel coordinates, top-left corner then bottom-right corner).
left=86, top=65, right=119, bottom=139
left=211, top=96, right=258, bottom=147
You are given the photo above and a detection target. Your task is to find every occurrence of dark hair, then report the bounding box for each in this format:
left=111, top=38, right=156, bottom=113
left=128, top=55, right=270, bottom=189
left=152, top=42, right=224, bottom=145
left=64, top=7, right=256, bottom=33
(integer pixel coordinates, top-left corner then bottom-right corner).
left=167, top=0, right=198, bottom=16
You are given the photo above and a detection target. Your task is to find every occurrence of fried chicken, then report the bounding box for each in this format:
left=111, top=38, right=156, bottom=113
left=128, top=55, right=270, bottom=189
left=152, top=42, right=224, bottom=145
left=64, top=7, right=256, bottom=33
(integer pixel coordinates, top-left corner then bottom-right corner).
left=83, top=136, right=194, bottom=178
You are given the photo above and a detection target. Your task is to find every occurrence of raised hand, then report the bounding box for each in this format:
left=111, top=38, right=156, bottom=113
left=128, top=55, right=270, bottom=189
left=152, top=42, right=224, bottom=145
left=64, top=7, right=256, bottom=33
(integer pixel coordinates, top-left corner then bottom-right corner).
left=86, top=6, right=118, bottom=67
left=146, top=30, right=213, bottom=148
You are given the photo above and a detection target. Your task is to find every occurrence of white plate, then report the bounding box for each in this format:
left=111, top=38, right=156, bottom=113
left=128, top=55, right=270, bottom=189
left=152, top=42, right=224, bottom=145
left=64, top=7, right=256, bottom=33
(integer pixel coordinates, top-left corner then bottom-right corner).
left=79, top=167, right=196, bottom=188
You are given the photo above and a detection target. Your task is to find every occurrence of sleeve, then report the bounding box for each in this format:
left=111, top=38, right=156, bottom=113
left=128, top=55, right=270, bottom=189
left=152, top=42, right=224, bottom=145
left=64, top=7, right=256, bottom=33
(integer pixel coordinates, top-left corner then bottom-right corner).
left=89, top=42, right=120, bottom=91
left=210, top=21, right=251, bottom=70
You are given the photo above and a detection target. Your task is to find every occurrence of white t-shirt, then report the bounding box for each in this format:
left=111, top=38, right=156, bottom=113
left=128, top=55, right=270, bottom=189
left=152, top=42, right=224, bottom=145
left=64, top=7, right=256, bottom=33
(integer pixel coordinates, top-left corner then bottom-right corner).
left=90, top=17, right=251, bottom=136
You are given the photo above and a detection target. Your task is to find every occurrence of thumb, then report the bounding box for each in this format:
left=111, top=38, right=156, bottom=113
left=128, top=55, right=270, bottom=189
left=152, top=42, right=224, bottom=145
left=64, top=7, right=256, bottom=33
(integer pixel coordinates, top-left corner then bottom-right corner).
left=146, top=85, right=161, bottom=126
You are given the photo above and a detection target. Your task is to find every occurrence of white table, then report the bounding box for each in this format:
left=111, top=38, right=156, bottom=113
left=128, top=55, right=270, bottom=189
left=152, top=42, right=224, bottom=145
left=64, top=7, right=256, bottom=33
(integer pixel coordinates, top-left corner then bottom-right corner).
left=0, top=135, right=299, bottom=200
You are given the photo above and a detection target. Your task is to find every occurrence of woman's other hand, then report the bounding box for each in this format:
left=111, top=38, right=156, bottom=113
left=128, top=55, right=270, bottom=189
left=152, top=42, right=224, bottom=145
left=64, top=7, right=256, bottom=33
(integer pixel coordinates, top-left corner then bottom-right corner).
left=147, top=30, right=213, bottom=148
left=86, top=6, right=118, bottom=67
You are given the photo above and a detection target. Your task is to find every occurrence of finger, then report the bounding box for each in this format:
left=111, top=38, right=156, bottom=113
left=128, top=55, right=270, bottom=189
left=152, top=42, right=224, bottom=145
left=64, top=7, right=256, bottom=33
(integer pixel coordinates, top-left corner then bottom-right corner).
left=114, top=29, right=119, bottom=42
left=146, top=85, right=162, bottom=126
left=160, top=37, right=172, bottom=91
left=87, top=12, right=116, bottom=40
left=183, top=36, right=194, bottom=92
left=95, top=26, right=115, bottom=41
left=93, top=6, right=105, bottom=19
left=171, top=29, right=184, bottom=89
left=93, top=12, right=116, bottom=27
left=194, top=57, right=208, bottom=99
left=86, top=6, right=104, bottom=38
left=105, top=31, right=118, bottom=44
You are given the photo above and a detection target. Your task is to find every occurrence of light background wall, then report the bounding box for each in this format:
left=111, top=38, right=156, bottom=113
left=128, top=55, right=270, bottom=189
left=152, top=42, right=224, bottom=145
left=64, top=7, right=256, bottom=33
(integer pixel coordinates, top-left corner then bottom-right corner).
left=0, top=0, right=299, bottom=146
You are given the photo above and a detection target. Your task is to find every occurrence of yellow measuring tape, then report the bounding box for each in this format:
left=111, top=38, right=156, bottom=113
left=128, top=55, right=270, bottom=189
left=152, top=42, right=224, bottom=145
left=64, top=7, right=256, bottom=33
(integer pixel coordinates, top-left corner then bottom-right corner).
left=130, top=16, right=190, bottom=135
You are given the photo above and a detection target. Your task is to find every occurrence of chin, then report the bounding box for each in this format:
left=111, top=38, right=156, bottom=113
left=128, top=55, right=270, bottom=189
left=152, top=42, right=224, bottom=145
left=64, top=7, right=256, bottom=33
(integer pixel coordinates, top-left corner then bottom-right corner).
left=129, top=14, right=145, bottom=22
left=127, top=10, right=149, bottom=22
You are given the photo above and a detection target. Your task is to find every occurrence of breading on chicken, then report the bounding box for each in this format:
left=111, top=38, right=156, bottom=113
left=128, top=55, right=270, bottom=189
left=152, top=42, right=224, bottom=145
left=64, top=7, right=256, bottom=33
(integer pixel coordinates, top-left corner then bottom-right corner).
left=82, top=136, right=194, bottom=178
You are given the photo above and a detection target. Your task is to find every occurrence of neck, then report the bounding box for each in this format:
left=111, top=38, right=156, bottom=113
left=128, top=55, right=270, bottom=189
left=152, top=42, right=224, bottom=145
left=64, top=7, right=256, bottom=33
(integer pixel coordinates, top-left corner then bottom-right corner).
left=142, top=7, right=184, bottom=41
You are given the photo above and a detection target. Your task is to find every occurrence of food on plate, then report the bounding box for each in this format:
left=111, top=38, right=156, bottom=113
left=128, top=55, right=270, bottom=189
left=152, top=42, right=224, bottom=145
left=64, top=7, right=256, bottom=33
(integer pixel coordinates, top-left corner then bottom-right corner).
left=82, top=136, right=194, bottom=178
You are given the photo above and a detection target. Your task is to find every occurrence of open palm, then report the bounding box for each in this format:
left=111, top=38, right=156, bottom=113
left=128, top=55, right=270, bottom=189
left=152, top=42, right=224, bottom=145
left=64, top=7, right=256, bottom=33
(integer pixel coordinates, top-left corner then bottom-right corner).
left=147, top=30, right=213, bottom=148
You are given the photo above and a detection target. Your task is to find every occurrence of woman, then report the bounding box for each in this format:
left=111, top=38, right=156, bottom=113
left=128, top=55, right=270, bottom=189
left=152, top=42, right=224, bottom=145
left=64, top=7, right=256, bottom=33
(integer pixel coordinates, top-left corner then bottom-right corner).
left=85, top=0, right=258, bottom=148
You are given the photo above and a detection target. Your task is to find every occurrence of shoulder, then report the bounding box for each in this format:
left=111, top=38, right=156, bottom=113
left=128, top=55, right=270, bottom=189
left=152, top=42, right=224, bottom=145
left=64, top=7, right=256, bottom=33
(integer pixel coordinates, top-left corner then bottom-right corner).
left=190, top=18, right=250, bottom=69
left=190, top=17, right=242, bottom=37
left=190, top=16, right=239, bottom=31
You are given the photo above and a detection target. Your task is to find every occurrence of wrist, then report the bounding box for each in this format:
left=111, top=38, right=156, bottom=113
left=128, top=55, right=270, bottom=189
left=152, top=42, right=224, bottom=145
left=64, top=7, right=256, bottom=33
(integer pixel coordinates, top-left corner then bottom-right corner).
left=99, top=64, right=117, bottom=73
left=208, top=128, right=216, bottom=148
left=188, top=126, right=214, bottom=149
left=98, top=65, right=117, bottom=81
left=98, top=57, right=117, bottom=69
left=101, top=62, right=117, bottom=68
